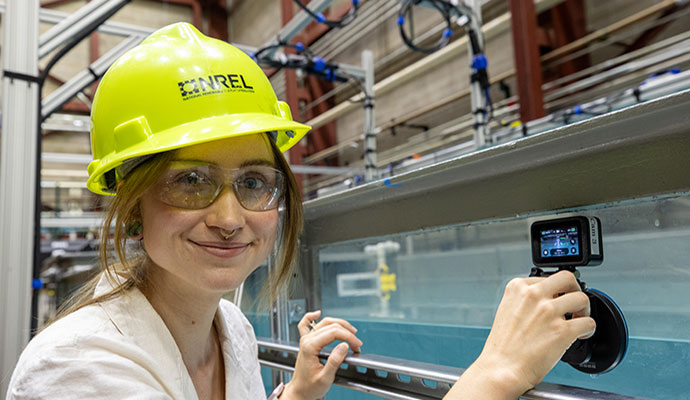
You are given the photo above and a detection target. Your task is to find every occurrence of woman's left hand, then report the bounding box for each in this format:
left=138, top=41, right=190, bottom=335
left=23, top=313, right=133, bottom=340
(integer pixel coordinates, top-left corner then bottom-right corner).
left=282, top=310, right=363, bottom=400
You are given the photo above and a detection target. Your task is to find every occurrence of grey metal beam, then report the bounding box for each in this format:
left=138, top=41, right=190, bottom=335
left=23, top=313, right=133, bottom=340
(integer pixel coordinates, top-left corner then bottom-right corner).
left=38, top=0, right=130, bottom=59
left=290, top=165, right=365, bottom=175
left=0, top=0, right=39, bottom=397
left=302, top=88, right=690, bottom=246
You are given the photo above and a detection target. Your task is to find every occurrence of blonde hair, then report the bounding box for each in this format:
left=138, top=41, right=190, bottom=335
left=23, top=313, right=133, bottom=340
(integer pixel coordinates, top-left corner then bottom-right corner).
left=51, top=135, right=303, bottom=324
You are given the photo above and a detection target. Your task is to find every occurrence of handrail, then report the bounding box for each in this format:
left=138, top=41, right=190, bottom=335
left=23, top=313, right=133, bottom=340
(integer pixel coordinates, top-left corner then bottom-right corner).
left=257, top=338, right=650, bottom=400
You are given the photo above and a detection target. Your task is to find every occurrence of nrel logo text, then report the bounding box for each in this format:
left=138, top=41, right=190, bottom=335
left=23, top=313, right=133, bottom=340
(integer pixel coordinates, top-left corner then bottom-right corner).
left=178, top=74, right=254, bottom=100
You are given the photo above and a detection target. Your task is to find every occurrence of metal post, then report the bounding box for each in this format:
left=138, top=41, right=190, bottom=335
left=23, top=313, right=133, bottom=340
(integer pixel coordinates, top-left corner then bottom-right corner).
left=268, top=248, right=290, bottom=387
left=466, top=0, right=488, bottom=148
left=362, top=50, right=377, bottom=182
left=0, top=0, right=39, bottom=396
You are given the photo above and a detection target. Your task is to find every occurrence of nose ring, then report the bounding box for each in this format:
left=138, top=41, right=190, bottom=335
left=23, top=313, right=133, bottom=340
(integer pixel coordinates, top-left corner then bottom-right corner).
left=220, top=228, right=236, bottom=240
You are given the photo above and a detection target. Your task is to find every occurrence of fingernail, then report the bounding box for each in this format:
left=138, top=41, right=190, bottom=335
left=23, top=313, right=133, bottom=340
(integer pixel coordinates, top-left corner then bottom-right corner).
left=335, top=343, right=349, bottom=355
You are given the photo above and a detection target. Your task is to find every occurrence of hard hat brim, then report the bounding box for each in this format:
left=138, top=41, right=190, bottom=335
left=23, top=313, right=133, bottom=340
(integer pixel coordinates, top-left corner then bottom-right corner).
left=87, top=113, right=311, bottom=196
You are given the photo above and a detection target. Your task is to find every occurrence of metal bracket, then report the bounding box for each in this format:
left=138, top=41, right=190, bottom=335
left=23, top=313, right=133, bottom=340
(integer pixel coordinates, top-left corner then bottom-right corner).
left=3, top=70, right=42, bottom=85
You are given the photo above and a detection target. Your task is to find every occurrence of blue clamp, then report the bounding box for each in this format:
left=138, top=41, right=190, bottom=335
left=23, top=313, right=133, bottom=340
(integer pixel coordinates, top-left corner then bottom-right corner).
left=316, top=12, right=326, bottom=24
left=325, top=69, right=337, bottom=82
left=296, top=42, right=305, bottom=52
left=313, top=57, right=326, bottom=72
left=352, top=0, right=359, bottom=5
left=32, top=278, right=44, bottom=290
left=397, top=16, right=405, bottom=25
left=573, top=105, right=583, bottom=115
left=472, top=54, right=488, bottom=70
left=384, top=178, right=402, bottom=188
left=443, top=29, right=453, bottom=38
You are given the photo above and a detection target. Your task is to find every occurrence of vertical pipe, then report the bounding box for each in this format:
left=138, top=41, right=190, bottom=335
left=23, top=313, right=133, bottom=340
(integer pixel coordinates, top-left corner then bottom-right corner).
left=362, top=50, right=377, bottom=181
left=509, top=0, right=545, bottom=122
left=0, top=0, right=39, bottom=396
left=466, top=0, right=488, bottom=148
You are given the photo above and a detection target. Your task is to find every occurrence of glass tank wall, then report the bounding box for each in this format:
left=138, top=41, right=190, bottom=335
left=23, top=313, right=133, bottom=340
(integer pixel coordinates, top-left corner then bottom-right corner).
left=314, top=194, right=690, bottom=399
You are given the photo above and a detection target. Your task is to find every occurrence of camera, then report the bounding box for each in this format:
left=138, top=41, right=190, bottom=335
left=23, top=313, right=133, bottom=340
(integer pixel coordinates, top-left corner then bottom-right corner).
left=531, top=216, right=603, bottom=268
left=529, top=216, right=627, bottom=374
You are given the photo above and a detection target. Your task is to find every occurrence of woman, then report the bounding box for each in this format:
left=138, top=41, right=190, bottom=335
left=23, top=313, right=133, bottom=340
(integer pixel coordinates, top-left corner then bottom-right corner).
left=7, top=23, right=594, bottom=400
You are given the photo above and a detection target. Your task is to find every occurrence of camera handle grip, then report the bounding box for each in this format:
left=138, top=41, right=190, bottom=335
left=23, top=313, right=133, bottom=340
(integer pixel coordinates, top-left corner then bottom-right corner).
left=527, top=267, right=628, bottom=374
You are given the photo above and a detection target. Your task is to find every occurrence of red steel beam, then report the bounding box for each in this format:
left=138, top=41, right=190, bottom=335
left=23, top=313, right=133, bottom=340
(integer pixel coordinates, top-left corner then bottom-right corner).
left=509, top=0, right=545, bottom=122
left=145, top=0, right=203, bottom=31
left=550, top=0, right=588, bottom=78
left=203, top=0, right=228, bottom=40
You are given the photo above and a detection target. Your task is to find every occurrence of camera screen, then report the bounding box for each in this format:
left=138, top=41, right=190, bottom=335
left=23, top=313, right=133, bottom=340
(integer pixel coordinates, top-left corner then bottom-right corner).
left=539, top=226, right=580, bottom=258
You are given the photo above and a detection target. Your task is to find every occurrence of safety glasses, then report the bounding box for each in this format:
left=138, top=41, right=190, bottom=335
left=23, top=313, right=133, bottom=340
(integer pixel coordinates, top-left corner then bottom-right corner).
left=153, top=160, right=285, bottom=211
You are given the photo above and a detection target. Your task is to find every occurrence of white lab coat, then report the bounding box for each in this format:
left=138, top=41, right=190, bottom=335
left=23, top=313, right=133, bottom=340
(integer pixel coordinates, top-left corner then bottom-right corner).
left=6, top=275, right=266, bottom=399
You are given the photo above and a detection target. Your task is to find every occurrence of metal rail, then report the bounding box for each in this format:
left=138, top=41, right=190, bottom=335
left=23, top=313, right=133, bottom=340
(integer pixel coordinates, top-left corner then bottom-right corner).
left=257, top=339, right=649, bottom=400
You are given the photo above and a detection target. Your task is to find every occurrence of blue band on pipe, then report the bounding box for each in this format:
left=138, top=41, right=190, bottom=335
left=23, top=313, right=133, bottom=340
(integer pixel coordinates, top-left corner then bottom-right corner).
left=316, top=13, right=326, bottom=23
left=397, top=16, right=405, bottom=25
left=472, top=54, right=488, bottom=70
left=313, top=57, right=326, bottom=72
left=574, top=105, right=582, bottom=114
left=384, top=178, right=402, bottom=187
left=326, top=69, right=335, bottom=82
left=32, top=278, right=43, bottom=290
left=443, top=29, right=452, bottom=38
left=353, top=0, right=359, bottom=5
left=296, top=42, right=304, bottom=52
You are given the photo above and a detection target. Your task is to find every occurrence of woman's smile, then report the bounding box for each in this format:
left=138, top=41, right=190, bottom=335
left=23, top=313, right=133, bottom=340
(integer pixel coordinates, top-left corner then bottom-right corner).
left=189, top=239, right=252, bottom=259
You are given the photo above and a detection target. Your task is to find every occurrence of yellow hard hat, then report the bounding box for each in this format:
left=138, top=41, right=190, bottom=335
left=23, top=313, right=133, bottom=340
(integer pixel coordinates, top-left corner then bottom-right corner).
left=86, top=22, right=311, bottom=195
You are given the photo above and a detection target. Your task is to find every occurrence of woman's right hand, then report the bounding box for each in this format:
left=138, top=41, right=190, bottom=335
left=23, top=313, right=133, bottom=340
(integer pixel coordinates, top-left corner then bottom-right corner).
left=447, top=270, right=596, bottom=399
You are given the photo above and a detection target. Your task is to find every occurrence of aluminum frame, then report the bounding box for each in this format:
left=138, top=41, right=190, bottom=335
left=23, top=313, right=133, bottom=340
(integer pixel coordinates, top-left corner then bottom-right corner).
left=38, top=0, right=131, bottom=60
left=0, top=1, right=39, bottom=397
left=41, top=34, right=143, bottom=119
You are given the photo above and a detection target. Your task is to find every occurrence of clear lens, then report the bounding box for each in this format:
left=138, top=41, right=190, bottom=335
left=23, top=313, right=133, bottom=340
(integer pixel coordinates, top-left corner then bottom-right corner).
left=233, top=166, right=284, bottom=211
left=155, top=162, right=285, bottom=211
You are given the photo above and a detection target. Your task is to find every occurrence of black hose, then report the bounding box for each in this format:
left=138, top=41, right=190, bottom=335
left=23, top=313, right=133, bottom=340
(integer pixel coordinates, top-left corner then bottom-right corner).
left=292, top=0, right=360, bottom=29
